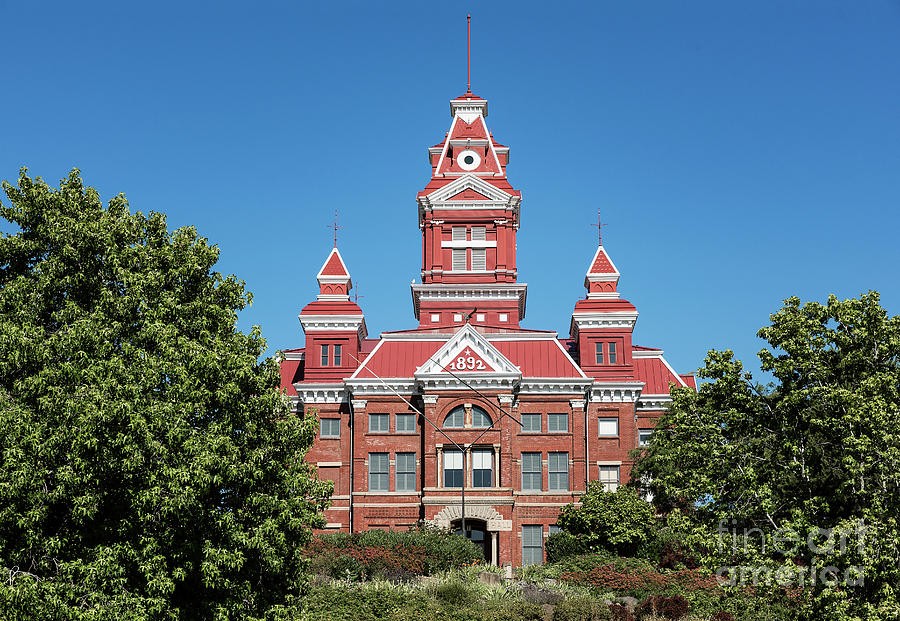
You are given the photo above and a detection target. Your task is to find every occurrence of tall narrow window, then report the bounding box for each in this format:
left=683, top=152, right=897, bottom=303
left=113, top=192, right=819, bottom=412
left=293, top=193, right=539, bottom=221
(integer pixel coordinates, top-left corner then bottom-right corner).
left=396, top=453, right=416, bottom=492
left=452, top=248, right=466, bottom=271
left=333, top=344, right=342, bottom=366
left=444, top=450, right=462, bottom=487
left=521, top=413, right=541, bottom=433
left=522, top=525, right=544, bottom=566
left=473, top=449, right=493, bottom=488
left=595, top=342, right=604, bottom=365
left=368, top=453, right=388, bottom=492
left=321, top=344, right=329, bottom=366
left=549, top=452, right=569, bottom=491
left=608, top=342, right=617, bottom=364
left=521, top=452, right=542, bottom=491
left=599, top=465, right=620, bottom=492
left=471, top=226, right=486, bottom=241
left=471, top=248, right=486, bottom=270
left=548, top=413, right=568, bottom=433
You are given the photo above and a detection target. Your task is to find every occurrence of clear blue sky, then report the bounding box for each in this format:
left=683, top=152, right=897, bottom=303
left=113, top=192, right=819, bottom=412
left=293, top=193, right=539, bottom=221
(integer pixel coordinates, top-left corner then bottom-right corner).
left=2, top=2, right=899, bottom=381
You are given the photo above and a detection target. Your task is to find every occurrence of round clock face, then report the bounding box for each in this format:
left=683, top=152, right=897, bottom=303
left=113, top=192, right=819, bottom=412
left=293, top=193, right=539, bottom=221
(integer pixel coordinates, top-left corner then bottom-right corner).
left=457, top=149, right=481, bottom=171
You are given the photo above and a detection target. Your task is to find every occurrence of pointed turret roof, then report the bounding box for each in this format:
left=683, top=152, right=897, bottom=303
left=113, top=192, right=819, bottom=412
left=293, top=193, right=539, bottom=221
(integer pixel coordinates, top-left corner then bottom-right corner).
left=315, top=247, right=352, bottom=301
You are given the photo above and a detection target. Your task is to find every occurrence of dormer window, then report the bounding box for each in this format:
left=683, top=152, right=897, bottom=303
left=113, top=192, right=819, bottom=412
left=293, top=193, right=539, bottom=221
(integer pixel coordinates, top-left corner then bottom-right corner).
left=608, top=342, right=617, bottom=364
left=321, top=344, right=329, bottom=366
left=595, top=342, right=604, bottom=365
left=333, top=344, right=342, bottom=366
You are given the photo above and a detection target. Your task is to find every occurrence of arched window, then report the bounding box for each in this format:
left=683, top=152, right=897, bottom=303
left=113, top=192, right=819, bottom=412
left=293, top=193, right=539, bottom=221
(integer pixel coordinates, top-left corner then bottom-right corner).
left=443, top=405, right=492, bottom=429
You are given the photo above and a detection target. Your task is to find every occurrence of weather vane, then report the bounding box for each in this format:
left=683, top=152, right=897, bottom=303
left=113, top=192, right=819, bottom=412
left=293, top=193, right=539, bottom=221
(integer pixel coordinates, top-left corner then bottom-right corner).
left=591, top=209, right=609, bottom=245
left=326, top=210, right=343, bottom=248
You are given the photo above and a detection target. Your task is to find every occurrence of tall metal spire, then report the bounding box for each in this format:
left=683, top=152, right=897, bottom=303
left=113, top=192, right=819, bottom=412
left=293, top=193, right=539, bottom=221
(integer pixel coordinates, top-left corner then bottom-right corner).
left=467, top=14, right=472, bottom=93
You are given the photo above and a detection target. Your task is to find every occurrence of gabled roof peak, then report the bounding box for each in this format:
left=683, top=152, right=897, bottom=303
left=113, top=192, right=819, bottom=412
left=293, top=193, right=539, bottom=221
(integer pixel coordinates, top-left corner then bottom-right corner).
left=316, top=247, right=352, bottom=301
left=584, top=243, right=621, bottom=299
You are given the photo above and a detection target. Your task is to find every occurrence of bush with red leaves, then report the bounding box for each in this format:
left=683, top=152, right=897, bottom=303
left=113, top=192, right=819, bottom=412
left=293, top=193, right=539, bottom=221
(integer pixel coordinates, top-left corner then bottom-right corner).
left=635, top=594, right=690, bottom=619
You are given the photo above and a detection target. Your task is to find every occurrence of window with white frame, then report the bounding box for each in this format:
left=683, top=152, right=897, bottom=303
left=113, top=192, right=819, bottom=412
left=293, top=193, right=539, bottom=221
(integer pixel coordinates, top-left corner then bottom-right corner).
left=320, top=418, right=340, bottom=438
left=521, top=413, right=541, bottom=433
left=475, top=312, right=485, bottom=322
left=471, top=226, right=486, bottom=241
left=472, top=449, right=493, bottom=488
left=396, top=452, right=416, bottom=492
left=451, top=226, right=466, bottom=241
left=369, top=413, right=389, bottom=433
left=609, top=342, right=618, bottom=364
left=639, top=429, right=654, bottom=447
left=444, top=449, right=462, bottom=487
left=368, top=453, right=388, bottom=492
left=499, top=313, right=508, bottom=322
left=522, top=525, right=544, bottom=566
left=598, top=417, right=619, bottom=437
left=430, top=313, right=441, bottom=323
left=452, top=248, right=466, bottom=271
left=333, top=344, right=342, bottom=366
left=453, top=313, right=463, bottom=322
left=599, top=465, right=620, bottom=491
left=521, top=452, right=542, bottom=491
left=471, top=248, right=486, bottom=270
left=548, top=413, right=568, bottom=433
left=548, top=452, right=569, bottom=491
left=395, top=413, right=416, bottom=434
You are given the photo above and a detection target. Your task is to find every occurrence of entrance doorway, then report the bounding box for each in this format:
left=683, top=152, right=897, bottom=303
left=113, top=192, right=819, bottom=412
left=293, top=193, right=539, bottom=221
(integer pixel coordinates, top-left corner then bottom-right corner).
left=452, top=519, right=493, bottom=564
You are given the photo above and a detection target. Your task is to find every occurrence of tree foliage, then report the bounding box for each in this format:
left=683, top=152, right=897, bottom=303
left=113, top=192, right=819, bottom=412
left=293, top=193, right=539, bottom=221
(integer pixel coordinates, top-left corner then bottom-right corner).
left=0, top=169, right=331, bottom=619
left=556, top=485, right=655, bottom=556
left=634, top=292, right=900, bottom=619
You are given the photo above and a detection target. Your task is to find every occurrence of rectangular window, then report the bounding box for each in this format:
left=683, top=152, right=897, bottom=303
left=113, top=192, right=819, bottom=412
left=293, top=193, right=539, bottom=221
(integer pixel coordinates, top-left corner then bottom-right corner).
left=595, top=342, right=604, bottom=365
left=521, top=452, right=542, bottom=491
left=598, top=417, right=619, bottom=437
left=444, top=450, right=462, bottom=487
left=599, top=465, right=621, bottom=492
left=548, top=413, right=568, bottom=433
left=453, top=313, right=463, bottom=322
left=452, top=248, right=466, bottom=271
left=396, top=452, right=416, bottom=492
left=639, top=429, right=654, bottom=447
left=321, top=344, right=329, bottom=366
left=368, top=413, right=389, bottom=433
left=608, top=342, right=617, bottom=364
left=473, top=449, right=493, bottom=488
left=452, top=226, right=466, bottom=241
left=471, top=248, right=486, bottom=270
left=320, top=418, right=340, bottom=438
left=499, top=313, right=508, bottom=322
left=333, top=344, right=342, bottom=366
left=368, top=453, right=388, bottom=492
left=475, top=313, right=485, bottom=322
left=549, top=524, right=560, bottom=536
left=549, top=452, right=569, bottom=491
left=430, top=313, right=441, bottom=323
left=522, top=525, right=544, bottom=566
left=521, top=413, right=541, bottom=433
left=471, top=226, right=486, bottom=241
left=395, top=413, right=416, bottom=434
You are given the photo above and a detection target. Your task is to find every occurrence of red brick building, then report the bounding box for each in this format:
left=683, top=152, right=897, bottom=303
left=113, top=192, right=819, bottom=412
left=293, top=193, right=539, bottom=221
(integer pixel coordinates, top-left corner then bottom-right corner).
left=279, top=90, right=694, bottom=567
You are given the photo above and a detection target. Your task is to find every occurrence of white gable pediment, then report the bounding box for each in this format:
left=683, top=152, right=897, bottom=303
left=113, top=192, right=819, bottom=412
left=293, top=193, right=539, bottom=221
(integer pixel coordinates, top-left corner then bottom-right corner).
left=425, top=173, right=512, bottom=204
left=415, top=323, right=521, bottom=381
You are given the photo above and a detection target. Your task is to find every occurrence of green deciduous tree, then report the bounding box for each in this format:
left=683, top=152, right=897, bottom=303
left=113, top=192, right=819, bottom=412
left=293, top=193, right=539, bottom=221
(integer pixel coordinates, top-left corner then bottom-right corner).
left=0, top=169, right=331, bottom=619
left=633, top=292, right=900, bottom=619
left=556, top=485, right=655, bottom=557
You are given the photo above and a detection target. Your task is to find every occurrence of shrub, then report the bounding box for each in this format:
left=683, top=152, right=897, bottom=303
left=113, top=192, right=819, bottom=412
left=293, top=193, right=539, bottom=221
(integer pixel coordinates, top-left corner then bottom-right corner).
left=635, top=594, right=690, bottom=619
left=433, top=578, right=473, bottom=606
left=305, top=525, right=484, bottom=580
left=553, top=596, right=612, bottom=621
left=607, top=603, right=635, bottom=621
left=547, top=530, right=588, bottom=562
left=710, top=613, right=735, bottom=621
left=483, top=599, right=545, bottom=621
left=557, top=485, right=656, bottom=556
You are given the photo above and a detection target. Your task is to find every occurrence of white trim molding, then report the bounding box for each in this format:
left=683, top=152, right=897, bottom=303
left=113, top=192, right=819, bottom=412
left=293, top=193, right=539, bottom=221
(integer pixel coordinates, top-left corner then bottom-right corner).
left=570, top=311, right=639, bottom=336
left=293, top=383, right=347, bottom=405
left=299, top=314, right=368, bottom=341
left=411, top=282, right=527, bottom=319
left=589, top=381, right=644, bottom=403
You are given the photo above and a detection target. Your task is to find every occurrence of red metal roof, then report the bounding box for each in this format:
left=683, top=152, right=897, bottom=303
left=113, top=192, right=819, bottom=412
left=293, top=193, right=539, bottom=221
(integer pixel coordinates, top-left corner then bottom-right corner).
left=453, top=92, right=486, bottom=101
left=320, top=250, right=349, bottom=276
left=493, top=340, right=584, bottom=378
left=633, top=356, right=686, bottom=394
left=589, top=247, right=617, bottom=274
left=299, top=300, right=363, bottom=316
left=280, top=359, right=303, bottom=396
left=352, top=340, right=444, bottom=378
